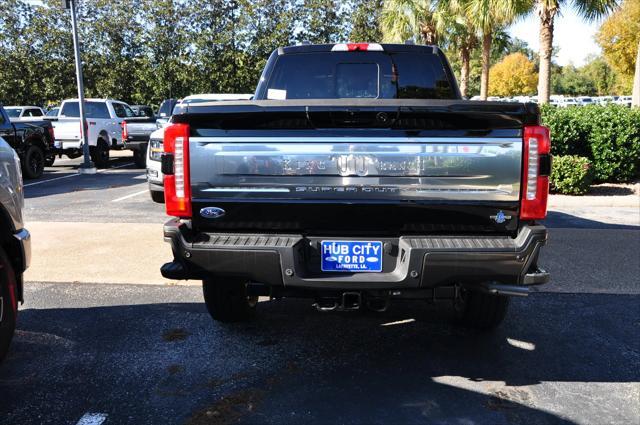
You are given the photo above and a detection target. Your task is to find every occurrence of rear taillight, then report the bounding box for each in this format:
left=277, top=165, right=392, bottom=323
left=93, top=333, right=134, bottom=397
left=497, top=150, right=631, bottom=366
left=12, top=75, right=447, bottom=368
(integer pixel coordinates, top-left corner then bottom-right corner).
left=121, top=121, right=128, bottom=141
left=47, top=126, right=55, bottom=145
left=520, top=125, right=551, bottom=220
left=163, top=123, right=191, bottom=218
left=331, top=43, right=384, bottom=52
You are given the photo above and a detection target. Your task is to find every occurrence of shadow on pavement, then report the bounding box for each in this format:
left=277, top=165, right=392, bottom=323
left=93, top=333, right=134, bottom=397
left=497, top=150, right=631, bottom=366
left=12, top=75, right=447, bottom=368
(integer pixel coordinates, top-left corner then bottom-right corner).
left=544, top=210, right=639, bottom=230
left=1, top=292, right=637, bottom=424
left=25, top=157, right=145, bottom=199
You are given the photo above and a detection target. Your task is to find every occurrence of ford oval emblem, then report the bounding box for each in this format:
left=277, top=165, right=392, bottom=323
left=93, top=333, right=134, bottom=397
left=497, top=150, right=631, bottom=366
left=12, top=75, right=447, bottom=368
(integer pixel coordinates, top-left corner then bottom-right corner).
left=490, top=210, right=512, bottom=224
left=200, top=207, right=225, bottom=219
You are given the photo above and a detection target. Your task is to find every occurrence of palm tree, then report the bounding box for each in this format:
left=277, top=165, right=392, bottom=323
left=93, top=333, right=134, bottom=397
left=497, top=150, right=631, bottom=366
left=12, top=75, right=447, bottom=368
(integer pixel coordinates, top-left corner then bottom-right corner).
left=381, top=1, right=478, bottom=97
left=444, top=11, right=478, bottom=97
left=457, top=0, right=532, bottom=100
left=536, top=0, right=618, bottom=104
left=381, top=0, right=442, bottom=45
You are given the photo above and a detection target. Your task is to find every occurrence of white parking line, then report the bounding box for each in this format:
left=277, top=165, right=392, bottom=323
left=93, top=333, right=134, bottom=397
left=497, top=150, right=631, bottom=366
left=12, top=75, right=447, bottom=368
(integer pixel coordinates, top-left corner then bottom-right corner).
left=76, top=413, right=108, bottom=425
left=111, top=189, right=148, bottom=202
left=23, top=172, right=78, bottom=187
left=380, top=318, right=415, bottom=327
left=24, top=163, right=135, bottom=187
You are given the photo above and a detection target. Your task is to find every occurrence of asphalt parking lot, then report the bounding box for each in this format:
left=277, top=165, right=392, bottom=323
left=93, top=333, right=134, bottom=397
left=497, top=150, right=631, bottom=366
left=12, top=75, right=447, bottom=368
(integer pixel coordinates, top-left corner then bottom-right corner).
left=0, top=154, right=638, bottom=425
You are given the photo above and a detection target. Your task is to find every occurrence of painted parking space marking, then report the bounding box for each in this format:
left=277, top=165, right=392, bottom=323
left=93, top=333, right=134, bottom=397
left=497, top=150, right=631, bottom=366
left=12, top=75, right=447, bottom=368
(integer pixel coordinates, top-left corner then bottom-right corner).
left=76, top=412, right=108, bottom=425
left=111, top=189, right=148, bottom=202
left=25, top=162, right=136, bottom=187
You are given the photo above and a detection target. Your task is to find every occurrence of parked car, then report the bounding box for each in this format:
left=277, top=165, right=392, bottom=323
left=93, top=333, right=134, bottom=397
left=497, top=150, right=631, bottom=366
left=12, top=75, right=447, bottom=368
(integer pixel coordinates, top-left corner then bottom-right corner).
left=146, top=128, right=164, bottom=203
left=49, top=98, right=134, bottom=168
left=130, top=105, right=154, bottom=118
left=122, top=113, right=158, bottom=168
left=146, top=94, right=253, bottom=202
left=615, top=96, right=632, bottom=107
left=0, top=136, right=31, bottom=362
left=576, top=96, right=595, bottom=106
left=0, top=105, right=56, bottom=178
left=46, top=107, right=60, bottom=117
left=160, top=43, right=550, bottom=329
left=156, top=99, right=179, bottom=128
left=4, top=106, right=46, bottom=120
left=559, top=97, right=578, bottom=107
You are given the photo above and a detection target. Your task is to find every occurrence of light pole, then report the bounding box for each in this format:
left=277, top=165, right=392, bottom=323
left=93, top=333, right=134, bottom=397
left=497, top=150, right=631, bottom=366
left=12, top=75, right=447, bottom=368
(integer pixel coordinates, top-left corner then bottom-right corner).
left=63, top=0, right=96, bottom=174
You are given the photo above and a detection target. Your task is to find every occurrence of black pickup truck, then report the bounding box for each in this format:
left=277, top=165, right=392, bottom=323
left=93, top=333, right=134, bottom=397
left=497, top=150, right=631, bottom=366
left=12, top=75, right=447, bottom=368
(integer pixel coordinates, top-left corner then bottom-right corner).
left=0, top=105, right=55, bottom=179
left=160, top=43, right=551, bottom=329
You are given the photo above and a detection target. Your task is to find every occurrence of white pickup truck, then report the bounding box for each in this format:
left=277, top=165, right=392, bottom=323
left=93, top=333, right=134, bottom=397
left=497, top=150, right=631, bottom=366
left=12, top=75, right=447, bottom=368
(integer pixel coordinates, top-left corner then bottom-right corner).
left=50, top=98, right=136, bottom=167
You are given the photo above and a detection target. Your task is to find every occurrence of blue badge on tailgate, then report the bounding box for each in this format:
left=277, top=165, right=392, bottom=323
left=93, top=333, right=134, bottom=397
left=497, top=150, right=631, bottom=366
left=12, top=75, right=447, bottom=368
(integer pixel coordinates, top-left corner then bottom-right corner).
left=321, top=241, right=383, bottom=272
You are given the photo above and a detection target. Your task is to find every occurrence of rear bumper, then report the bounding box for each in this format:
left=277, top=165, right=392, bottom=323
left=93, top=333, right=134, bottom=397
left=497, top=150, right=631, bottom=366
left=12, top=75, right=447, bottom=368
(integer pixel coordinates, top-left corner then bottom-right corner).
left=161, top=220, right=549, bottom=292
left=124, top=139, right=148, bottom=150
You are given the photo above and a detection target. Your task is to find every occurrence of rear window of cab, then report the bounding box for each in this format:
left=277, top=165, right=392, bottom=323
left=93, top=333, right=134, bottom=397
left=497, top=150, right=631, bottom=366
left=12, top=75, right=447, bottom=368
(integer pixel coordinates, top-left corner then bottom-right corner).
left=264, top=51, right=456, bottom=100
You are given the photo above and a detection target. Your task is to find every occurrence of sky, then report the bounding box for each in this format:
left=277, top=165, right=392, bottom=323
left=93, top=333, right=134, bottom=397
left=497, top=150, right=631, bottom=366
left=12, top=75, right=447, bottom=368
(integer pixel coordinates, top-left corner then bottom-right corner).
left=508, top=8, right=605, bottom=67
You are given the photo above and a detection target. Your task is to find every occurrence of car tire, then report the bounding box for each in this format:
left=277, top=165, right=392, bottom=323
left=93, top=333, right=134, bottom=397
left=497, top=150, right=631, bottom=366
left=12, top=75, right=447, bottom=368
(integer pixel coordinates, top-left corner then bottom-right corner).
left=202, top=277, right=258, bottom=323
left=133, top=149, right=146, bottom=168
left=150, top=190, right=165, bottom=203
left=454, top=289, right=509, bottom=330
left=22, top=145, right=45, bottom=179
left=91, top=139, right=110, bottom=168
left=44, top=155, right=55, bottom=167
left=0, top=247, right=18, bottom=363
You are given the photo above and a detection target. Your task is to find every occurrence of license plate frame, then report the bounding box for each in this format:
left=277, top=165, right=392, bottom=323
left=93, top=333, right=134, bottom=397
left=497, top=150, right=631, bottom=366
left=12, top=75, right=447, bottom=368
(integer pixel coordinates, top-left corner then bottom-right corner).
left=320, top=240, right=383, bottom=273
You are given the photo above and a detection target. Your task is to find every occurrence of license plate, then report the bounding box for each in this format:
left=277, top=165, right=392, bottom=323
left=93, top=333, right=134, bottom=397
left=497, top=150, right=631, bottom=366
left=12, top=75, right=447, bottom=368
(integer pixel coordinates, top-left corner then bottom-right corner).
left=320, top=241, right=383, bottom=272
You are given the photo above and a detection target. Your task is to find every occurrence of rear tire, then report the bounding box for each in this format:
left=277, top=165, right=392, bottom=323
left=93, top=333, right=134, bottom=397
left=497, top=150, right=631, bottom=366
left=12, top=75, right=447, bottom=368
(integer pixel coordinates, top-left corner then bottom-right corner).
left=202, top=277, right=258, bottom=323
left=91, top=139, right=110, bottom=168
left=150, top=190, right=165, bottom=203
left=22, top=145, right=45, bottom=179
left=455, top=289, right=509, bottom=330
left=133, top=149, right=146, bottom=168
left=0, top=247, right=18, bottom=363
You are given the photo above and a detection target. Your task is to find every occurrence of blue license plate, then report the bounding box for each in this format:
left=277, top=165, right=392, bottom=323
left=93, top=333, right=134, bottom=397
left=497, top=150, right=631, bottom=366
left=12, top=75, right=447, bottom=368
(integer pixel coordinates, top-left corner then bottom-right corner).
left=320, top=241, right=383, bottom=272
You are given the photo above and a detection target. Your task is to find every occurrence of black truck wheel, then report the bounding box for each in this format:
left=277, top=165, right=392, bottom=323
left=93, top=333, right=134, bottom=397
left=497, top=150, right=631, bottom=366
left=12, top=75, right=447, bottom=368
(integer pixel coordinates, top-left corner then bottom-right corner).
left=455, top=289, right=510, bottom=330
left=202, top=277, right=258, bottom=323
left=133, top=149, right=146, bottom=168
left=91, top=140, right=110, bottom=168
left=22, top=145, right=45, bottom=179
left=0, top=247, right=17, bottom=363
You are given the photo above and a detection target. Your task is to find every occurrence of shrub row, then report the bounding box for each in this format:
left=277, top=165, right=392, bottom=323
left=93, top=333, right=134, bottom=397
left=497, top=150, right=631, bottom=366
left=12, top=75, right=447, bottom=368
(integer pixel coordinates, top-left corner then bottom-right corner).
left=550, top=155, right=594, bottom=195
left=540, top=104, right=640, bottom=182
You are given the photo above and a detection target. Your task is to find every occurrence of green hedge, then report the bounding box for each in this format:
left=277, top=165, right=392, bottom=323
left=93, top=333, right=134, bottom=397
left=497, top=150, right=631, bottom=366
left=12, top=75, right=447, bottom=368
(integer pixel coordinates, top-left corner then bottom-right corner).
left=540, top=104, right=640, bottom=182
left=550, top=155, right=594, bottom=195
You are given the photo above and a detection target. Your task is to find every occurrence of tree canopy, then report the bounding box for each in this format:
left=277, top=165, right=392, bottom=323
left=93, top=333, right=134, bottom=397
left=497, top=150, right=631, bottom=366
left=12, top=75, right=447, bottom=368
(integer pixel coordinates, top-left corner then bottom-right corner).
left=0, top=0, right=351, bottom=107
left=489, top=52, right=537, bottom=96
left=596, top=0, right=640, bottom=94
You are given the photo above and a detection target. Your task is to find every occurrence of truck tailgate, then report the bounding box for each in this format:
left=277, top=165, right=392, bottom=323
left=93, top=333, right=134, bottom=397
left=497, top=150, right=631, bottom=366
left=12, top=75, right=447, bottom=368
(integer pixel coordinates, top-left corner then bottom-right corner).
left=52, top=118, right=81, bottom=141
left=177, top=100, right=536, bottom=235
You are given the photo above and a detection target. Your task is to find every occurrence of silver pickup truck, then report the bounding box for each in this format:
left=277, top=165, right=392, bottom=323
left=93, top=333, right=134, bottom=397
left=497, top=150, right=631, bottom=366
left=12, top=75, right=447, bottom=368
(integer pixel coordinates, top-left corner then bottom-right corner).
left=0, top=137, right=31, bottom=362
left=160, top=43, right=551, bottom=330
